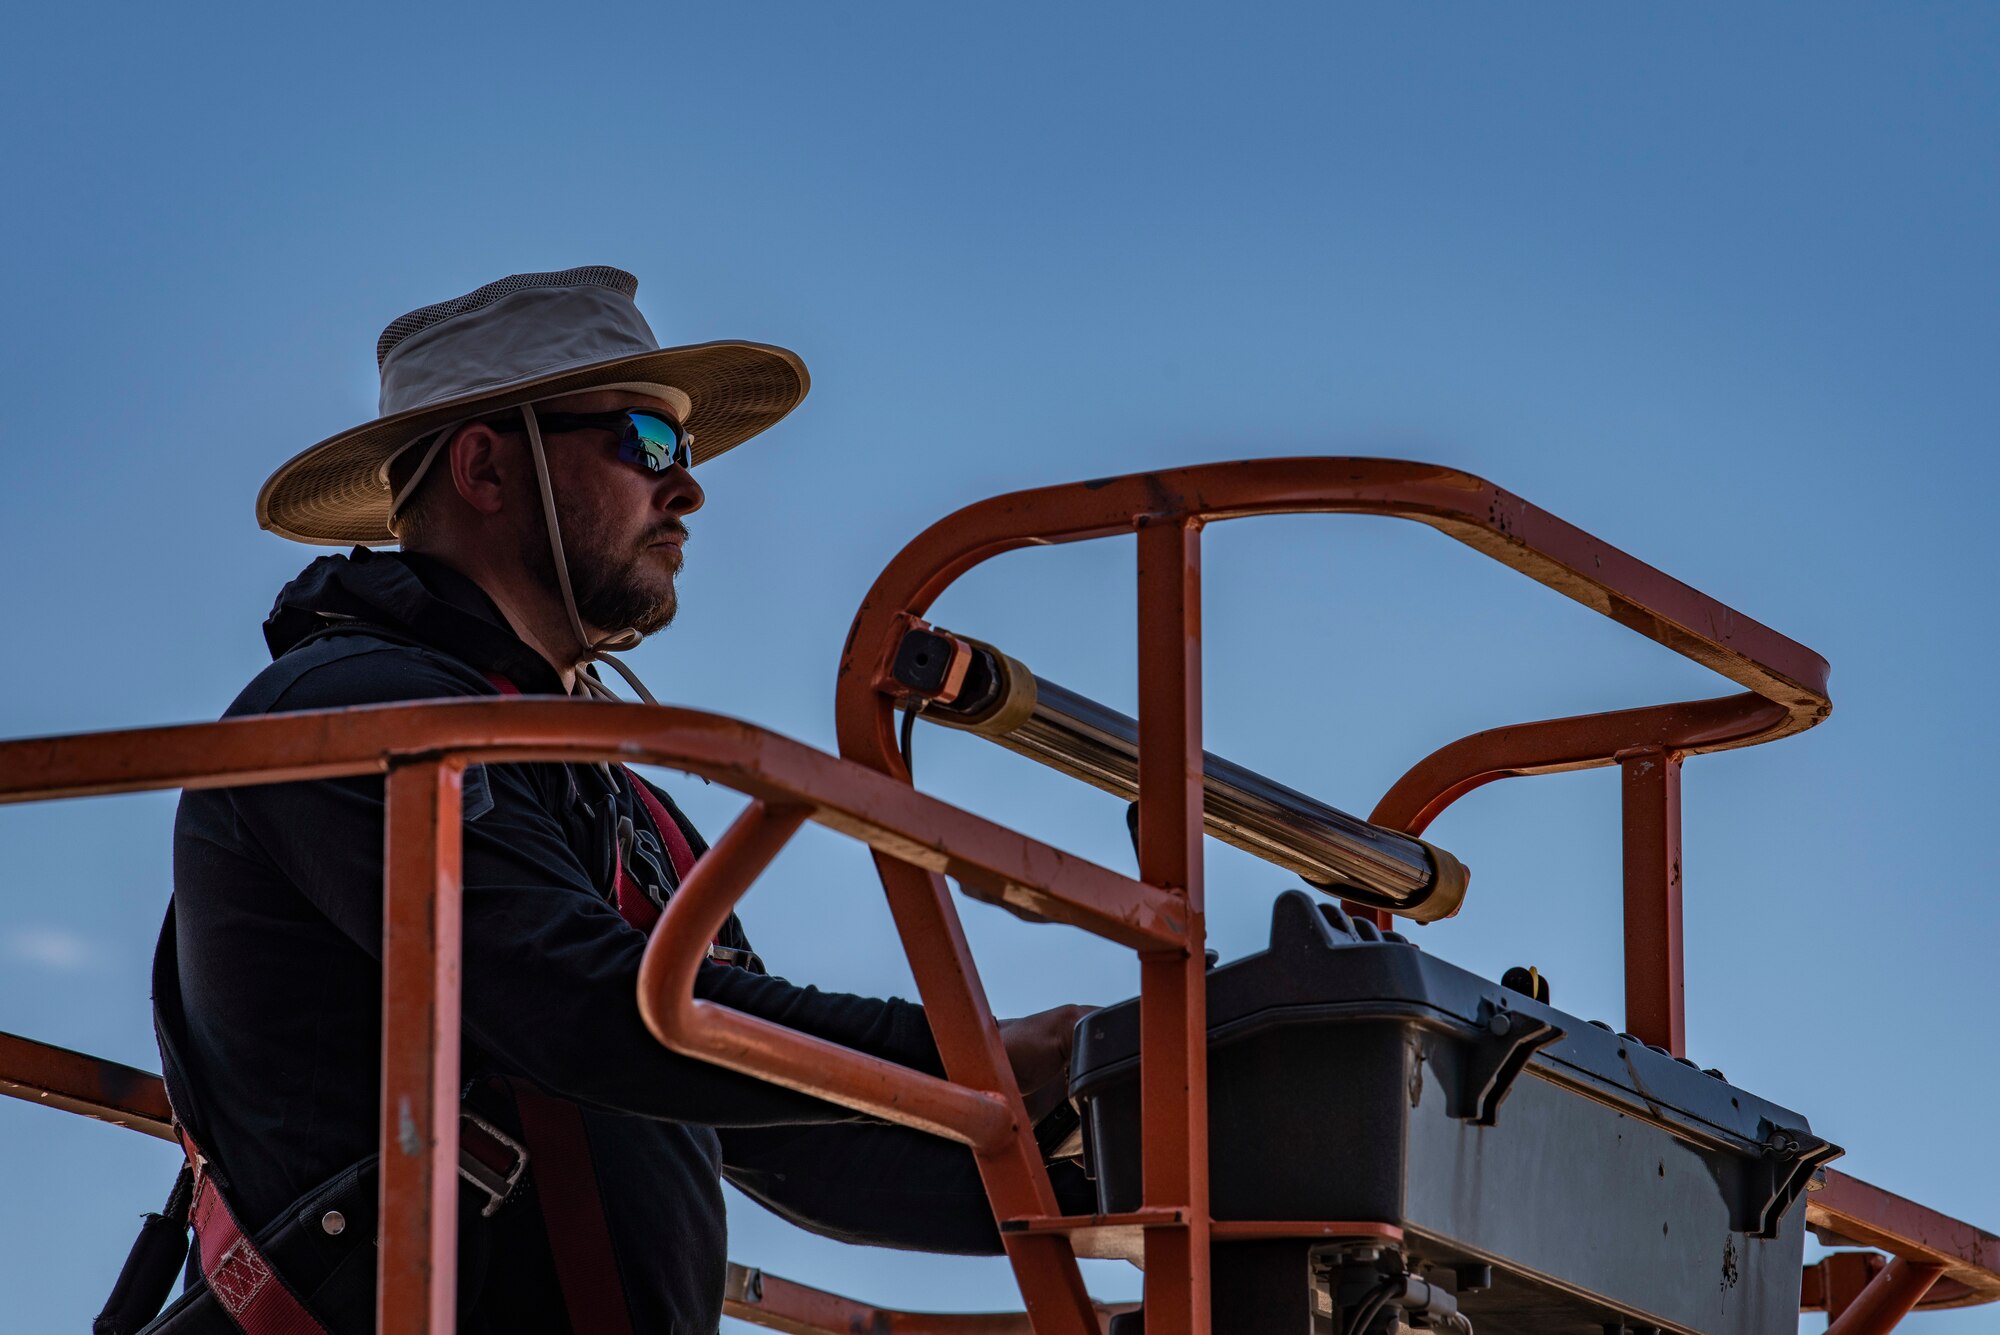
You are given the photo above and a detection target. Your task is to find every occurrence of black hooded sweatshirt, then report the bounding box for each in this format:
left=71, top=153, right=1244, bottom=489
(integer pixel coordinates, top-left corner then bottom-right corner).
left=167, top=549, right=1081, bottom=1332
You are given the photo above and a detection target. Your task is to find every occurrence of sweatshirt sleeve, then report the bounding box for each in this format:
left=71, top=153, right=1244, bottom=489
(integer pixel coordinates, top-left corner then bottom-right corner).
left=719, top=1122, right=1098, bottom=1253
left=225, top=645, right=938, bottom=1127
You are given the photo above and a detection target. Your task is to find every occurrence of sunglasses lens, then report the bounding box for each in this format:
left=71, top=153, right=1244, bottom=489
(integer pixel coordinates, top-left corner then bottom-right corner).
left=620, top=412, right=688, bottom=472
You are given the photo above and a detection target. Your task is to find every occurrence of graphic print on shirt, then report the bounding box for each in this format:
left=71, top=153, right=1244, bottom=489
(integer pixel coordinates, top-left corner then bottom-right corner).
left=618, top=808, right=677, bottom=912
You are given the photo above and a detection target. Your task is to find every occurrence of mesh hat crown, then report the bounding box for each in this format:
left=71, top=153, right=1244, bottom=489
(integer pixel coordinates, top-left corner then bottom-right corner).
left=374, top=265, right=640, bottom=372
left=257, top=266, right=809, bottom=545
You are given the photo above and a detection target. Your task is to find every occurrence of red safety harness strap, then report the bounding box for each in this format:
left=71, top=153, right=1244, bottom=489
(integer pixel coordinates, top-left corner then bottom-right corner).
left=507, top=1084, right=637, bottom=1335
left=626, top=774, right=699, bottom=884
left=177, top=1127, right=331, bottom=1335
left=481, top=670, right=700, bottom=1335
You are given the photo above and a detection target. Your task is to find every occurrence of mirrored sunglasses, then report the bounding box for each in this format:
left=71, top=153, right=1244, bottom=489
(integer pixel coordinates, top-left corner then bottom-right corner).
left=489, top=408, right=692, bottom=472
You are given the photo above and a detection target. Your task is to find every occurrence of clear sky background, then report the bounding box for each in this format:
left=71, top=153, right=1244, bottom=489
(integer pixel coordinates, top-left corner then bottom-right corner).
left=1, top=4, right=1995, bottom=1331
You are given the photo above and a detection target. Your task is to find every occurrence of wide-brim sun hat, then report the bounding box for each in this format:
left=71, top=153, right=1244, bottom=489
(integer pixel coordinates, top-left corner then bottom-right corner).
left=257, top=265, right=809, bottom=545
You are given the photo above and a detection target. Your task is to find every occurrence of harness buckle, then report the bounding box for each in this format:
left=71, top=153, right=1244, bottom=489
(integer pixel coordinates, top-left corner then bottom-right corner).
left=458, top=1109, right=529, bottom=1217
left=706, top=942, right=765, bottom=973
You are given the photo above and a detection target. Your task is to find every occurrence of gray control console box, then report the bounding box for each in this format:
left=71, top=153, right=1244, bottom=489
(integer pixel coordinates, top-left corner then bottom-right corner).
left=1068, top=891, right=1836, bottom=1334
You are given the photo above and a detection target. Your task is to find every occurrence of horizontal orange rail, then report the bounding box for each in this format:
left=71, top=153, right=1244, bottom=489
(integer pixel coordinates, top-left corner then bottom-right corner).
left=835, top=457, right=1830, bottom=776
left=722, top=1263, right=1133, bottom=1334
left=0, top=1031, right=173, bottom=1140
left=0, top=700, right=1180, bottom=953
left=1810, top=1171, right=2000, bottom=1308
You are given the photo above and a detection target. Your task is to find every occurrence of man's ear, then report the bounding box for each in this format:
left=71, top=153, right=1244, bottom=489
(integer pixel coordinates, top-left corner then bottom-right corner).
left=447, top=423, right=511, bottom=517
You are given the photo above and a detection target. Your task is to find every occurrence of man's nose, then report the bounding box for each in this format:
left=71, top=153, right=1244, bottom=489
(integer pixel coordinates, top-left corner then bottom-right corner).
left=655, top=466, right=704, bottom=515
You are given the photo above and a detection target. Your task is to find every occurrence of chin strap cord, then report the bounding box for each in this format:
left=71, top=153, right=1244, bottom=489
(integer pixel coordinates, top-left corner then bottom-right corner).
left=519, top=402, right=659, bottom=706
left=386, top=426, right=455, bottom=531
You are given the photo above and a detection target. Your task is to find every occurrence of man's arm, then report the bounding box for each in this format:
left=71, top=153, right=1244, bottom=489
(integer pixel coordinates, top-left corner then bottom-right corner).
left=717, top=1003, right=1098, bottom=1250
left=226, top=644, right=940, bottom=1126
left=720, top=1122, right=1098, bottom=1254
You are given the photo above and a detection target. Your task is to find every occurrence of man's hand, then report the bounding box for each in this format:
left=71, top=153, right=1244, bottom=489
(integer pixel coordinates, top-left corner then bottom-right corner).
left=998, top=1003, right=1094, bottom=1122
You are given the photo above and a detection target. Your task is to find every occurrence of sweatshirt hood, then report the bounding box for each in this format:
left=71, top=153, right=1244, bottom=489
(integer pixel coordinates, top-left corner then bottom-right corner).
left=262, top=547, right=565, bottom=693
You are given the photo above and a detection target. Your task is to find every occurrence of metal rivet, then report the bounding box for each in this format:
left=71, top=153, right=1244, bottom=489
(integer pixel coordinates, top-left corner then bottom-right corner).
left=320, top=1210, right=346, bottom=1236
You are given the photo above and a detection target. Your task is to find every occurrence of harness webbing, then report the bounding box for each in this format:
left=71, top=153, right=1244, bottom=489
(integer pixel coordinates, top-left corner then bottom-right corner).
left=176, top=1125, right=330, bottom=1335
left=506, top=1088, right=637, bottom=1335
left=481, top=669, right=705, bottom=1334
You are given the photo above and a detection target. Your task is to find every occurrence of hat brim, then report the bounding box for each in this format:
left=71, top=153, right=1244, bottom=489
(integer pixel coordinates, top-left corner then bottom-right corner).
left=257, top=340, right=809, bottom=545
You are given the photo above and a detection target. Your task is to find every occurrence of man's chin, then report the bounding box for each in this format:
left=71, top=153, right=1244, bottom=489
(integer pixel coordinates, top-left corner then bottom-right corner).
left=577, top=579, right=677, bottom=639
left=629, top=601, right=677, bottom=637
left=611, top=588, right=677, bottom=638
left=566, top=546, right=681, bottom=635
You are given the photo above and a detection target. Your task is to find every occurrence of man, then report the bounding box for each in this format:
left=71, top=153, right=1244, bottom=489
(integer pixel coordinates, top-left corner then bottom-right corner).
left=149, top=268, right=1092, bottom=1333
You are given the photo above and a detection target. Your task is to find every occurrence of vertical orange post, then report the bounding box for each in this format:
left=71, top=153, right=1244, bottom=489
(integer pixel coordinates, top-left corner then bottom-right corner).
left=1135, top=517, right=1210, bottom=1335
left=1620, top=747, right=1684, bottom=1056
left=378, top=760, right=465, bottom=1335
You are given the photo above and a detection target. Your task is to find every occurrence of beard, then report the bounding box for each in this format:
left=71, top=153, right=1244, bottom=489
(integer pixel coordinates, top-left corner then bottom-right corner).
left=526, top=489, right=686, bottom=640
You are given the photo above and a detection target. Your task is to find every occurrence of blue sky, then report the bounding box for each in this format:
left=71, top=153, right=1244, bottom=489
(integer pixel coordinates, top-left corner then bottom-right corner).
left=2, top=4, right=1995, bottom=1330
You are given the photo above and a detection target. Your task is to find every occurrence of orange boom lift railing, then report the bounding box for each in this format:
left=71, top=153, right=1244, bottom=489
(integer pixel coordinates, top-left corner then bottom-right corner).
left=2, top=459, right=1996, bottom=1333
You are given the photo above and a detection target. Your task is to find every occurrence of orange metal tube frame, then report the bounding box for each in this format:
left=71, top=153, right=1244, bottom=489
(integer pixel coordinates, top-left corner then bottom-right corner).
left=827, top=458, right=1834, bottom=1331
left=834, top=459, right=1833, bottom=1065
left=0, top=699, right=1171, bottom=1335
left=0, top=1030, right=175, bottom=1141
left=635, top=798, right=1016, bottom=1149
